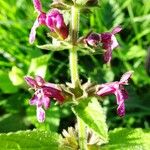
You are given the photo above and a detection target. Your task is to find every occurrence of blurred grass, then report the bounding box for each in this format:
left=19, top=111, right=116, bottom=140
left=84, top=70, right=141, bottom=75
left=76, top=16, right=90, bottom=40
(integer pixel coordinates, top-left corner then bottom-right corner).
left=0, top=0, right=150, bottom=132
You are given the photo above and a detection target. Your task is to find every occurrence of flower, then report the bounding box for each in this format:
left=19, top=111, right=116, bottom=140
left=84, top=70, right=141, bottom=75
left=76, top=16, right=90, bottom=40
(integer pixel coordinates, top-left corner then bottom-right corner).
left=46, top=9, right=68, bottom=40
left=84, top=33, right=101, bottom=47
left=29, top=0, right=47, bottom=44
left=24, top=76, right=64, bottom=122
left=100, top=26, right=122, bottom=63
left=96, top=71, right=133, bottom=117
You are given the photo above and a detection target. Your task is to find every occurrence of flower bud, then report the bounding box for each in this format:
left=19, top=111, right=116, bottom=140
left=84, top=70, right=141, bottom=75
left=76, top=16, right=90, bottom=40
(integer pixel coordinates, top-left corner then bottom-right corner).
left=46, top=9, right=69, bottom=39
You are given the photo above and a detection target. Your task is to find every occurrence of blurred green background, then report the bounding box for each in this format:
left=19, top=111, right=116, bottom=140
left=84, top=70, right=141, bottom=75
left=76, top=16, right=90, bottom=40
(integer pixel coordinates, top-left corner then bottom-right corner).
left=0, top=0, right=150, bottom=133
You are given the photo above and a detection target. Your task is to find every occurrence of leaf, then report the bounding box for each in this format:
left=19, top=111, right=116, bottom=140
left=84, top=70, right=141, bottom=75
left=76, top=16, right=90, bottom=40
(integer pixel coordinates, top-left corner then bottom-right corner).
left=37, top=41, right=71, bottom=51
left=0, top=71, right=18, bottom=93
left=28, top=54, right=51, bottom=78
left=0, top=130, right=61, bottom=150
left=76, top=0, right=88, bottom=6
left=72, top=97, right=108, bottom=143
left=9, top=66, right=24, bottom=86
left=126, top=45, right=146, bottom=60
left=101, top=128, right=150, bottom=150
left=0, top=114, right=27, bottom=133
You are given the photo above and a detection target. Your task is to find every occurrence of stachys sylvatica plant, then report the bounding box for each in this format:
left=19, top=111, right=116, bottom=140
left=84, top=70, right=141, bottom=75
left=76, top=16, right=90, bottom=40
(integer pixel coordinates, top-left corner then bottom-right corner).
left=24, top=0, right=134, bottom=149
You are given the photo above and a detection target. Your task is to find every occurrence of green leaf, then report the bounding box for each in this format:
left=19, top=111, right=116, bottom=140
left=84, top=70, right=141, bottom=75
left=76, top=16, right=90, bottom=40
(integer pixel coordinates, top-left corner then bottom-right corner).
left=37, top=41, right=71, bottom=51
left=0, top=114, right=27, bottom=133
left=101, top=128, right=150, bottom=150
left=9, top=66, right=24, bottom=86
left=0, top=71, right=18, bottom=93
left=0, top=130, right=61, bottom=150
left=76, top=0, right=88, bottom=5
left=28, top=54, right=51, bottom=77
left=72, top=97, right=108, bottom=143
left=125, top=45, right=146, bottom=60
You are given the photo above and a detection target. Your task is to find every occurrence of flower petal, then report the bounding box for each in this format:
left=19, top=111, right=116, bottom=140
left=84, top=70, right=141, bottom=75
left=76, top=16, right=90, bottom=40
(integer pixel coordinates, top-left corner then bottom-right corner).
left=120, top=87, right=128, bottom=100
left=111, top=34, right=119, bottom=50
left=103, top=47, right=112, bottom=63
left=97, top=83, right=117, bottom=96
left=42, top=96, right=51, bottom=109
left=35, top=76, right=45, bottom=86
left=43, top=86, right=64, bottom=103
left=46, top=9, right=68, bottom=39
left=33, top=0, right=42, bottom=12
left=24, top=76, right=37, bottom=88
left=117, top=102, right=125, bottom=117
left=115, top=89, right=126, bottom=116
left=85, top=33, right=101, bottom=47
left=115, top=89, right=124, bottom=105
left=111, top=26, right=122, bottom=35
left=30, top=94, right=38, bottom=105
left=36, top=107, right=45, bottom=122
left=119, top=71, right=133, bottom=85
left=29, top=19, right=40, bottom=44
left=38, top=12, right=46, bottom=25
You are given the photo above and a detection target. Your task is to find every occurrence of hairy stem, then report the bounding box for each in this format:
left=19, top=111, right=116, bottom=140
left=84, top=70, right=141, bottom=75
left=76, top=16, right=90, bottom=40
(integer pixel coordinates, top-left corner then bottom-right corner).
left=77, top=117, right=87, bottom=150
left=69, top=6, right=80, bottom=87
left=70, top=5, right=87, bottom=150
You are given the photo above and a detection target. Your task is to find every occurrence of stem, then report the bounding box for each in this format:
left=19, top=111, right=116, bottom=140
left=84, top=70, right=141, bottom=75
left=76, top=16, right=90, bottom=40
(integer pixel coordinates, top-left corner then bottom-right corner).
left=70, top=6, right=87, bottom=150
left=77, top=117, right=87, bottom=150
left=70, top=6, right=80, bottom=86
left=69, top=47, right=79, bottom=86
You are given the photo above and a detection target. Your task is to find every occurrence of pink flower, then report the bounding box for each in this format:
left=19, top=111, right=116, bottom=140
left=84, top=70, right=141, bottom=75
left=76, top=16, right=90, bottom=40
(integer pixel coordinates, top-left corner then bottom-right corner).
left=100, top=26, right=122, bottom=63
left=46, top=9, right=68, bottom=40
left=84, top=33, right=101, bottom=47
left=29, top=0, right=46, bottom=44
left=24, top=76, right=64, bottom=122
left=97, top=71, right=133, bottom=117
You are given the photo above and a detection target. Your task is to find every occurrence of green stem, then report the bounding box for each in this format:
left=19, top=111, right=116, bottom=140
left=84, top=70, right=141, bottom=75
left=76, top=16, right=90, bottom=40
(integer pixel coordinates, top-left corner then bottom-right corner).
left=77, top=117, right=87, bottom=150
left=69, top=5, right=87, bottom=150
left=69, top=47, right=79, bottom=87
left=70, top=6, right=80, bottom=87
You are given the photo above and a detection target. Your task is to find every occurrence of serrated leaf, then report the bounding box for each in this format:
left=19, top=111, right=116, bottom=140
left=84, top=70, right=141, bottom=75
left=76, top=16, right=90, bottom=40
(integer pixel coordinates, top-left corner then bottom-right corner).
left=72, top=97, right=108, bottom=143
left=101, top=128, right=150, bottom=150
left=0, top=130, right=61, bottom=150
left=28, top=54, right=51, bottom=77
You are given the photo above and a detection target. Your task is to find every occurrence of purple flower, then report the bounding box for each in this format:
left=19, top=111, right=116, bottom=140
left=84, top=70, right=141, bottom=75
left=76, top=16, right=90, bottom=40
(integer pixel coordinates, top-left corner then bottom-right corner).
left=46, top=9, right=68, bottom=40
left=24, top=76, right=64, bottom=122
left=96, top=71, right=133, bottom=117
left=100, top=26, right=122, bottom=63
left=29, top=0, right=46, bottom=44
left=84, top=33, right=101, bottom=47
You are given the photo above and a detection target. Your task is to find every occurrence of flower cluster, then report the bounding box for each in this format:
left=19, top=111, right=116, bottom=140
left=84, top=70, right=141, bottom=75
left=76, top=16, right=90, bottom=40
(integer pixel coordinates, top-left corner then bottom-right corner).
left=85, top=26, right=122, bottom=63
left=29, top=0, right=68, bottom=44
left=25, top=0, right=133, bottom=123
left=97, top=71, right=133, bottom=117
left=24, top=76, right=64, bottom=122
